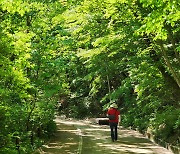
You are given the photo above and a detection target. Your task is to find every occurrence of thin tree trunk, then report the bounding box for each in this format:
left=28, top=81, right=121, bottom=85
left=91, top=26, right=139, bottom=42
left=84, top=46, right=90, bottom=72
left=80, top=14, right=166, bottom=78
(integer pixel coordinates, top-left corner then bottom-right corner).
left=107, top=74, right=111, bottom=101
left=26, top=100, right=36, bottom=131
left=166, top=25, right=180, bottom=65
left=158, top=41, right=180, bottom=88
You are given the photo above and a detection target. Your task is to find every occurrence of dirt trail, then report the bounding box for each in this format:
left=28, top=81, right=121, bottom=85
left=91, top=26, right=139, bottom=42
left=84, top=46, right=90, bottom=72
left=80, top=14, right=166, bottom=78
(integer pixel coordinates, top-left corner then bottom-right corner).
left=36, top=117, right=173, bottom=154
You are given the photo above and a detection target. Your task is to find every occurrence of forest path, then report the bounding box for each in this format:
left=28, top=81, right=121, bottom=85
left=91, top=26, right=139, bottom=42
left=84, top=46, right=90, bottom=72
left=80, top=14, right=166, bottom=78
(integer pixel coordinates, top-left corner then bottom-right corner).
left=37, top=117, right=173, bottom=154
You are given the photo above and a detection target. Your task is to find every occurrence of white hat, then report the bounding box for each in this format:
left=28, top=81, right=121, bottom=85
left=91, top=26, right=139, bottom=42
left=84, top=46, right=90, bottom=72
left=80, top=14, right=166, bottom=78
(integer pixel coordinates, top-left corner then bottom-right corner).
left=110, top=103, right=118, bottom=108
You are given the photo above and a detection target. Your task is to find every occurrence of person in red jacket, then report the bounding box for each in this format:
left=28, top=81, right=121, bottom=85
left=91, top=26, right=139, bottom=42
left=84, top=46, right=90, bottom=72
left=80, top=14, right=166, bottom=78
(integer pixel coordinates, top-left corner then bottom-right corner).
left=107, top=103, right=120, bottom=142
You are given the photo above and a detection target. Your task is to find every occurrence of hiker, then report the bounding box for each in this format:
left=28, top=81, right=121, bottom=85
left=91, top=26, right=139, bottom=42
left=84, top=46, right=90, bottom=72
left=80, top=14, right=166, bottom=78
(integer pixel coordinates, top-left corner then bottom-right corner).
left=107, top=103, right=120, bottom=142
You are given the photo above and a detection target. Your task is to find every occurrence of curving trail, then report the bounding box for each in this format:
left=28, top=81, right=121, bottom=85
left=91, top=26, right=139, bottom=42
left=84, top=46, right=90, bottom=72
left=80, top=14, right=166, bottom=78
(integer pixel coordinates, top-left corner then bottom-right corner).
left=36, top=117, right=173, bottom=154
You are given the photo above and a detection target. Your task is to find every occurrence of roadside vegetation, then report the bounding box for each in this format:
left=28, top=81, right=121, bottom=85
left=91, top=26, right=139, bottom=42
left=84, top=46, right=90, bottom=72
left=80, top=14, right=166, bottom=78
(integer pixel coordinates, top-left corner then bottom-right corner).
left=0, top=0, right=179, bottom=153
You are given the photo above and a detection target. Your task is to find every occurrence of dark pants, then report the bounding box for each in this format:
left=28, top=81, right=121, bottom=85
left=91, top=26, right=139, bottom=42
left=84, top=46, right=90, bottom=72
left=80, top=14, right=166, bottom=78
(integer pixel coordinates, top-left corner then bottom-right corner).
left=109, top=122, right=118, bottom=141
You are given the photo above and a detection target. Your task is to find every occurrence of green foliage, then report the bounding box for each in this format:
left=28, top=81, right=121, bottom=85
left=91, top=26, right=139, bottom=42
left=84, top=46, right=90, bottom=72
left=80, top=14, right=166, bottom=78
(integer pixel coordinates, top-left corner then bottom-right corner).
left=58, top=0, right=180, bottom=147
left=0, top=0, right=180, bottom=152
left=150, top=107, right=180, bottom=144
left=0, top=0, right=68, bottom=153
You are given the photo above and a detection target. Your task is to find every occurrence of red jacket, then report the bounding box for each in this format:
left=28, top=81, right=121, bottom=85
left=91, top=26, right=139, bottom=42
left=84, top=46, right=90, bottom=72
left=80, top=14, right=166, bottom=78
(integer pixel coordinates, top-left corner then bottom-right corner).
left=107, top=108, right=120, bottom=123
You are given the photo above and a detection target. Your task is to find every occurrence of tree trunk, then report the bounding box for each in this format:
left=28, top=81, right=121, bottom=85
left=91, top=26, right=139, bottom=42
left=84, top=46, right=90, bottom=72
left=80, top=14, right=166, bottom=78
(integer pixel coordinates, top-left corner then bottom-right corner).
left=158, top=41, right=180, bottom=88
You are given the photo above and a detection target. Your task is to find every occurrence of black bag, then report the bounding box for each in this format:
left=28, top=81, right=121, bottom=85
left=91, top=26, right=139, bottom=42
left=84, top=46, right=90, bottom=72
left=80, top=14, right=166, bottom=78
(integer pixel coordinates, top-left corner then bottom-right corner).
left=108, top=114, right=116, bottom=120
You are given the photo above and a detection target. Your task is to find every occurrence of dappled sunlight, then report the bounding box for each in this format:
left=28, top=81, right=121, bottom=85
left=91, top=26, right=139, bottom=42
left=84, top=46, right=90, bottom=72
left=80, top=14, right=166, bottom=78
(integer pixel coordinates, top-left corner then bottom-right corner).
left=120, top=129, right=146, bottom=138
left=39, top=118, right=173, bottom=154
left=39, top=121, right=80, bottom=154
left=84, top=128, right=109, bottom=132
left=59, top=121, right=86, bottom=126
left=55, top=118, right=87, bottom=126
left=97, top=143, right=154, bottom=154
left=57, top=129, right=79, bottom=132
left=56, top=129, right=81, bottom=136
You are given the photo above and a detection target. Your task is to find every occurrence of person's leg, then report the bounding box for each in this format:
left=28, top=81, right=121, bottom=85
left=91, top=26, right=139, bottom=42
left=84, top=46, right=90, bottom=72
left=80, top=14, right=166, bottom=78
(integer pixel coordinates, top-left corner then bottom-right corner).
left=109, top=122, right=115, bottom=141
left=114, top=123, right=118, bottom=141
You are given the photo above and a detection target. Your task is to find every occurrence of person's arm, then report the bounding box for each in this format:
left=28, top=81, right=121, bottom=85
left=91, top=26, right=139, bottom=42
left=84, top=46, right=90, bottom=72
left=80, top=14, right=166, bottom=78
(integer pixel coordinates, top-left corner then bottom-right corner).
left=106, top=109, right=109, bottom=117
left=118, top=115, right=121, bottom=126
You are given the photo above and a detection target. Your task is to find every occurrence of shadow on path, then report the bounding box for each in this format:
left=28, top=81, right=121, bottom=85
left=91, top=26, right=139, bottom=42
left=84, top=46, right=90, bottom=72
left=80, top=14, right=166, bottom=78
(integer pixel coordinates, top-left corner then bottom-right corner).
left=36, top=117, right=173, bottom=154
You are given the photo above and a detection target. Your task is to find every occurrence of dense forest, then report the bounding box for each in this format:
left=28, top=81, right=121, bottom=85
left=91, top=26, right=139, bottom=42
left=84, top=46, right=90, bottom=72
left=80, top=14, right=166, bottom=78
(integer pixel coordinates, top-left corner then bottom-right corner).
left=0, top=0, right=179, bottom=153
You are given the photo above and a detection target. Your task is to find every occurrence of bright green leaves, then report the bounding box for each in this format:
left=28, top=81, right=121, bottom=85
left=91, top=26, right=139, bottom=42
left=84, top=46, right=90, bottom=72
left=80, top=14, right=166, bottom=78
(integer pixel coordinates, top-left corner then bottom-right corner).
left=0, top=0, right=179, bottom=152
left=89, top=75, right=101, bottom=96
left=0, top=0, right=68, bottom=153
left=92, top=36, right=112, bottom=47
left=13, top=31, right=34, bottom=54
left=136, top=0, right=180, bottom=89
left=139, top=13, right=168, bottom=40
left=138, top=0, right=180, bottom=40
left=57, top=0, right=180, bottom=147
left=0, top=0, right=30, bottom=16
